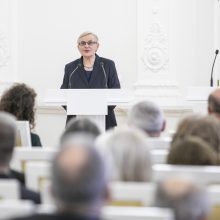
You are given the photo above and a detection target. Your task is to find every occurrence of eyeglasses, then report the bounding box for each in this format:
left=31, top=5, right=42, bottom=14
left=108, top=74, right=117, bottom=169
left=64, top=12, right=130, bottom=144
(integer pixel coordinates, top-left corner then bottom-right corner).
left=78, top=41, right=98, bottom=47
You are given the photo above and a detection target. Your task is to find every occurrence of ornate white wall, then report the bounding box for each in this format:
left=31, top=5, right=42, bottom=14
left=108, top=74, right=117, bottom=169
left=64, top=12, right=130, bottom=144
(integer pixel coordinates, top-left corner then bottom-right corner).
left=0, top=0, right=18, bottom=83
left=0, top=0, right=217, bottom=146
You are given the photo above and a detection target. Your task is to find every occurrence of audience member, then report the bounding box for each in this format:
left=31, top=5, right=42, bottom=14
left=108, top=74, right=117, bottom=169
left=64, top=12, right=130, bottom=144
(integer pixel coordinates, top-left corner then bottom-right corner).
left=167, top=136, right=217, bottom=165
left=60, top=118, right=101, bottom=144
left=153, top=177, right=210, bottom=220
left=11, top=133, right=109, bottom=220
left=208, top=88, right=220, bottom=119
left=0, top=112, right=40, bottom=204
left=0, top=83, right=42, bottom=146
left=172, top=115, right=220, bottom=155
left=127, top=101, right=165, bottom=137
left=96, top=127, right=152, bottom=181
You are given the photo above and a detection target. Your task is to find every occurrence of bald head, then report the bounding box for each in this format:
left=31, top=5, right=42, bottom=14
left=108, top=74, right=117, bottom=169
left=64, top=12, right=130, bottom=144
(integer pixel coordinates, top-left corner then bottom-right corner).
left=208, top=89, right=220, bottom=116
left=52, top=134, right=108, bottom=214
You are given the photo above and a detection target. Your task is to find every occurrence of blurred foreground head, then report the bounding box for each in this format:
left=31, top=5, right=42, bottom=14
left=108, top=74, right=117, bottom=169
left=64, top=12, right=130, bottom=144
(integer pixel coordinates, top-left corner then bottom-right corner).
left=52, top=133, right=108, bottom=216
left=0, top=112, right=16, bottom=168
left=154, top=177, right=210, bottom=220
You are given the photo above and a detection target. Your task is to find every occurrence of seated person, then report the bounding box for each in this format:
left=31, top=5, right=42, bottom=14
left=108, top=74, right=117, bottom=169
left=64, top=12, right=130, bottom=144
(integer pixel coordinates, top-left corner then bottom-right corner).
left=60, top=118, right=101, bottom=144
left=0, top=83, right=42, bottom=147
left=153, top=176, right=210, bottom=220
left=127, top=101, right=166, bottom=137
left=171, top=115, right=220, bottom=159
left=96, top=127, right=152, bottom=181
left=167, top=136, right=217, bottom=165
left=0, top=112, right=41, bottom=204
left=11, top=133, right=108, bottom=220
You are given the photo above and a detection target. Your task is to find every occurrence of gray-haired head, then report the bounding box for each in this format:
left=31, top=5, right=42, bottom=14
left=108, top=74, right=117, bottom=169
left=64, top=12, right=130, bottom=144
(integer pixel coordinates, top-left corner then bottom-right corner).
left=52, top=133, right=108, bottom=215
left=127, top=101, right=165, bottom=137
left=154, top=177, right=210, bottom=220
left=77, top=32, right=99, bottom=44
left=0, top=112, right=17, bottom=166
left=60, top=118, right=101, bottom=144
left=96, top=126, right=152, bottom=182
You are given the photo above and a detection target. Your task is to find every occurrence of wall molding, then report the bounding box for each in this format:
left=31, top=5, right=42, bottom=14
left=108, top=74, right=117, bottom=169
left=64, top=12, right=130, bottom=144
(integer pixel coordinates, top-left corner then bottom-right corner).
left=0, top=31, right=9, bottom=68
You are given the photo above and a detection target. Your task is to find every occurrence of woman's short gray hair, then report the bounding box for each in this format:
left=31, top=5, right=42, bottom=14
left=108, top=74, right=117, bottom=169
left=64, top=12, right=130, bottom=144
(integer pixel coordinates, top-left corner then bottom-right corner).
left=77, top=32, right=99, bottom=43
left=96, top=126, right=152, bottom=182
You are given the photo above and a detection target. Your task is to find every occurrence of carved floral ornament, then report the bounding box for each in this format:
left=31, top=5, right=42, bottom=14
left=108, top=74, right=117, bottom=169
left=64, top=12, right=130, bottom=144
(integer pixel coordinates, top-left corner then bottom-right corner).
left=0, top=32, right=9, bottom=67
left=142, top=23, right=169, bottom=73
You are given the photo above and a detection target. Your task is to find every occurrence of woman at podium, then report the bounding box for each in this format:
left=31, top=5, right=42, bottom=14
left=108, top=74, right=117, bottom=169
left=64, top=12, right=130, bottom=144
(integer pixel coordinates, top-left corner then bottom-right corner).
left=61, top=31, right=121, bottom=130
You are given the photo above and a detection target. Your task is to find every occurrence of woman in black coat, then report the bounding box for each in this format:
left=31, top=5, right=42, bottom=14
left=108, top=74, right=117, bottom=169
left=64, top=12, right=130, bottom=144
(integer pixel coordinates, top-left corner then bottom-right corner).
left=61, top=31, right=121, bottom=130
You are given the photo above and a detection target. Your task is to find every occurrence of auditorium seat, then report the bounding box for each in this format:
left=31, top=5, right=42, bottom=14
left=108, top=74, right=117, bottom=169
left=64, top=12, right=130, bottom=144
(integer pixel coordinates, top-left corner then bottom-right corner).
left=11, top=148, right=57, bottom=172
left=0, top=200, right=34, bottom=219
left=153, top=164, right=220, bottom=185
left=0, top=179, right=20, bottom=200
left=25, top=161, right=51, bottom=192
left=102, top=206, right=174, bottom=220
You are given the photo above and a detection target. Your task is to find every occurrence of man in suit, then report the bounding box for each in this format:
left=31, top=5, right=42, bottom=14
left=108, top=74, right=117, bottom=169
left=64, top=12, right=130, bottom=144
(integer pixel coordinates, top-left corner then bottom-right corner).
left=11, top=133, right=109, bottom=220
left=61, top=31, right=121, bottom=130
left=127, top=101, right=166, bottom=137
left=0, top=112, right=40, bottom=204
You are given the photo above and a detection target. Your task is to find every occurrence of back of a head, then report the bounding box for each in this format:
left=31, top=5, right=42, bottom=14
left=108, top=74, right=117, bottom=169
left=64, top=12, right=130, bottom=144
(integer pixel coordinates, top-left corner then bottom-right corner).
left=96, top=127, right=152, bottom=182
left=0, top=112, right=16, bottom=166
left=168, top=136, right=217, bottom=165
left=0, top=83, right=36, bottom=129
left=208, top=89, right=220, bottom=115
left=172, top=114, right=202, bottom=144
left=52, top=134, right=107, bottom=214
left=128, top=101, right=164, bottom=136
left=188, top=116, right=220, bottom=154
left=61, top=118, right=101, bottom=143
left=154, top=177, right=210, bottom=220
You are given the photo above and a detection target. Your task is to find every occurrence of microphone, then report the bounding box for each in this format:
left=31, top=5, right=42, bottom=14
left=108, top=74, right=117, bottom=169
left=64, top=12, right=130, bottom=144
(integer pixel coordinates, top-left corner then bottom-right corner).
left=210, top=49, right=219, bottom=87
left=68, top=63, right=81, bottom=88
left=100, top=62, right=108, bottom=88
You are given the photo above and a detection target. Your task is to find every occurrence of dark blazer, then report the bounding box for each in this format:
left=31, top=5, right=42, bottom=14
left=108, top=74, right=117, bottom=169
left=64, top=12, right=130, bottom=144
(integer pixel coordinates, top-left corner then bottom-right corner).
left=0, top=173, right=41, bottom=204
left=10, top=213, right=100, bottom=220
left=31, top=132, right=42, bottom=147
left=61, top=54, right=121, bottom=130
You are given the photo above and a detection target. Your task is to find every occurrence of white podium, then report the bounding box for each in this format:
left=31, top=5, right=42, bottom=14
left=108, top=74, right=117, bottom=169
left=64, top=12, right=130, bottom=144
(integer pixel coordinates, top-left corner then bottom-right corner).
left=186, top=86, right=217, bottom=114
left=44, top=89, right=132, bottom=132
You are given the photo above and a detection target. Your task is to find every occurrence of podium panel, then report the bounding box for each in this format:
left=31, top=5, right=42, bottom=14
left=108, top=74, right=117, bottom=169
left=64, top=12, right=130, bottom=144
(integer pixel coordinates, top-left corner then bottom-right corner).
left=44, top=89, right=132, bottom=132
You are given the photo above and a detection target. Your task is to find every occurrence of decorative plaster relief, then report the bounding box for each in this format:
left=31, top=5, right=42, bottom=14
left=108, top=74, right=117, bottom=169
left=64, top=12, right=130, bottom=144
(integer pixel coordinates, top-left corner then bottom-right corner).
left=0, top=31, right=9, bottom=68
left=142, top=23, right=169, bottom=73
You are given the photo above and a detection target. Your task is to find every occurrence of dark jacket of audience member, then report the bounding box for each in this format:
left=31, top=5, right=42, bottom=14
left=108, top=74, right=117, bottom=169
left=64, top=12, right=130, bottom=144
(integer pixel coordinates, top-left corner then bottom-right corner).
left=0, top=83, right=42, bottom=147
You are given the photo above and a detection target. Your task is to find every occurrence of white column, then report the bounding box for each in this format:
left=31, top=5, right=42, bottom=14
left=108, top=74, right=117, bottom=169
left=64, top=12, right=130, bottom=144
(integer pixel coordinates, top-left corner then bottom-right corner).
left=136, top=0, right=181, bottom=105
left=0, top=0, right=18, bottom=91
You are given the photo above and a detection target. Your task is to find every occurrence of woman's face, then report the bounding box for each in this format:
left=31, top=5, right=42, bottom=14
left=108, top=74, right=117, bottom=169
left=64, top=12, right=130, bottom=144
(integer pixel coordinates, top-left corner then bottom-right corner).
left=77, top=34, right=99, bottom=58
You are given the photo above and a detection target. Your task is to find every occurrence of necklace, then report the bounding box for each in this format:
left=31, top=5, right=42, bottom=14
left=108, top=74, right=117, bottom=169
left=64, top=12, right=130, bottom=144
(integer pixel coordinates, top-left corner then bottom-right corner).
left=84, top=65, right=93, bottom=69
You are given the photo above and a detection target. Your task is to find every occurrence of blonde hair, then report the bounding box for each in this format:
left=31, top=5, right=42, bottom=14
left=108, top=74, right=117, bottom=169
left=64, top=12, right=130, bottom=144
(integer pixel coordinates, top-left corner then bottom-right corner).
left=77, top=32, right=99, bottom=44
